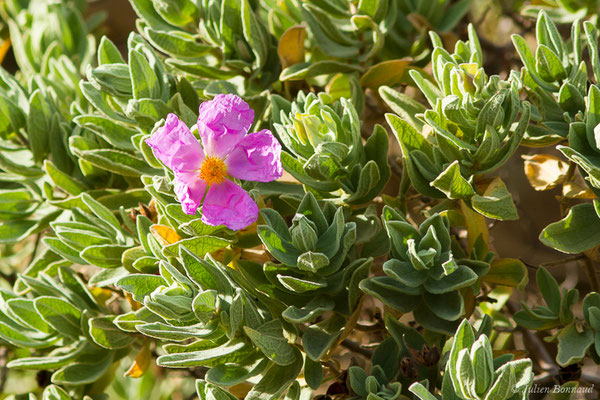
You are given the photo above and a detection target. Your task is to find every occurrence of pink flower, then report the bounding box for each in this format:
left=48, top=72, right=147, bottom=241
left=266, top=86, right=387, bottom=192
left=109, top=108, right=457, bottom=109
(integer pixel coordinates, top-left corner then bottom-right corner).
left=146, top=94, right=282, bottom=231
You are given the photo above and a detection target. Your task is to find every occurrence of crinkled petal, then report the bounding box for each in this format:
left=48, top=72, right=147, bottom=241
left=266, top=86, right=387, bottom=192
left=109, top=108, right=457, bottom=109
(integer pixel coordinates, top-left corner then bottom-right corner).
left=226, top=129, right=283, bottom=182
left=146, top=113, right=204, bottom=172
left=197, top=94, right=254, bottom=158
left=174, top=172, right=207, bottom=215
left=202, top=179, right=258, bottom=230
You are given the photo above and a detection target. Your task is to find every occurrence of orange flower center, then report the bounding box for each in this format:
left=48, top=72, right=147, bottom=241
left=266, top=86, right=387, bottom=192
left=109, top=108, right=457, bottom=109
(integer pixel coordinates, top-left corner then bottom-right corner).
left=199, top=156, right=227, bottom=185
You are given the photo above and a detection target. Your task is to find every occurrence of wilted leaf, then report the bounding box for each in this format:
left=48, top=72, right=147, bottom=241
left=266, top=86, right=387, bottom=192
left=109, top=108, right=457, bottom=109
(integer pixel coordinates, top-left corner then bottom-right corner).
left=522, top=154, right=568, bottom=191
left=151, top=224, right=182, bottom=245
left=359, top=59, right=411, bottom=89
left=278, top=25, right=305, bottom=68
left=483, top=258, right=528, bottom=290
left=125, top=342, right=152, bottom=378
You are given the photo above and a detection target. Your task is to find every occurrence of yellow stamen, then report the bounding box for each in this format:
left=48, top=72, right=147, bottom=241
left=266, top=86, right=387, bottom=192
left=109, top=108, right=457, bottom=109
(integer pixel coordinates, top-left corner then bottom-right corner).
left=199, top=156, right=227, bottom=185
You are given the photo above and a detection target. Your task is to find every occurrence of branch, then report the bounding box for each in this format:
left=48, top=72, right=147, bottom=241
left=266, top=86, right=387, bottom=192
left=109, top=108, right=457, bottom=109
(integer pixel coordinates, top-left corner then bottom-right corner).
left=581, top=255, right=600, bottom=293
left=0, top=347, right=8, bottom=394
left=507, top=301, right=557, bottom=374
left=340, top=339, right=373, bottom=358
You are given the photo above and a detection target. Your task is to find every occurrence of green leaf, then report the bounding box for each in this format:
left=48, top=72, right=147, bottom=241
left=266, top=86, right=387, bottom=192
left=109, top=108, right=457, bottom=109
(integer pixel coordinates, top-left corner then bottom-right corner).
left=157, top=338, right=249, bottom=367
left=205, top=357, right=268, bottom=387
left=304, top=356, right=323, bottom=390
left=52, top=352, right=113, bottom=385
left=164, top=236, right=231, bottom=258
left=280, top=61, right=362, bottom=81
left=165, top=59, right=239, bottom=80
left=302, top=314, right=345, bottom=361
left=431, top=161, right=474, bottom=200
left=409, top=383, right=438, bottom=400
left=196, top=381, right=238, bottom=400
left=282, top=296, right=335, bottom=324
left=409, top=70, right=442, bottom=108
left=245, top=347, right=303, bottom=400
left=257, top=225, right=301, bottom=266
left=556, top=323, right=594, bottom=367
left=448, top=319, right=475, bottom=392
left=558, top=82, right=585, bottom=115
left=90, top=63, right=133, bottom=97
left=8, top=343, right=85, bottom=370
left=0, top=321, right=55, bottom=349
left=424, top=291, right=464, bottom=321
left=80, top=193, right=122, bottom=235
left=71, top=145, right=160, bottom=177
left=0, top=152, right=43, bottom=178
left=27, top=90, right=51, bottom=162
left=43, top=237, right=86, bottom=265
left=144, top=27, right=213, bottom=58
left=42, top=385, right=72, bottom=400
left=381, top=91, right=427, bottom=132
left=89, top=316, right=136, bottom=349
left=470, top=178, right=518, bottom=221
left=98, top=36, right=126, bottom=64
left=540, top=203, right=600, bottom=253
left=483, top=364, right=512, bottom=400
left=371, top=337, right=399, bottom=381
left=551, top=382, right=580, bottom=400
left=75, top=115, right=137, bottom=151
left=137, top=321, right=218, bottom=341
left=512, top=34, right=556, bottom=92
left=34, top=297, right=82, bottom=339
left=44, top=160, right=87, bottom=196
left=5, top=298, right=53, bottom=334
left=296, top=252, right=329, bottom=273
left=81, top=245, right=130, bottom=269
left=359, top=276, right=421, bottom=312
left=299, top=5, right=359, bottom=59
left=424, top=265, right=478, bottom=294
left=438, top=0, right=472, bottom=32
left=244, top=320, right=296, bottom=366
left=536, top=45, right=567, bottom=82
left=117, top=274, right=165, bottom=302
left=585, top=22, right=600, bottom=82
left=241, top=0, right=267, bottom=69
left=536, top=267, right=562, bottom=315
left=0, top=190, right=37, bottom=219
left=129, top=48, right=161, bottom=100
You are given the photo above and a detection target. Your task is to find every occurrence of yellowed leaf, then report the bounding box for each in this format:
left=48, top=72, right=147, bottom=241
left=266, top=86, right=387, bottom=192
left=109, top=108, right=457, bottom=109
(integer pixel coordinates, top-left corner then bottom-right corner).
left=359, top=59, right=411, bottom=89
left=278, top=25, right=306, bottom=68
left=125, top=292, right=141, bottom=311
left=483, top=258, right=529, bottom=289
left=522, top=154, right=568, bottom=191
left=229, top=383, right=252, bottom=399
left=461, top=287, right=475, bottom=318
left=563, top=168, right=596, bottom=199
left=89, top=287, right=113, bottom=305
left=460, top=200, right=489, bottom=253
left=150, top=224, right=181, bottom=245
left=459, top=63, right=479, bottom=76
left=125, top=343, right=151, bottom=378
left=0, top=39, right=11, bottom=65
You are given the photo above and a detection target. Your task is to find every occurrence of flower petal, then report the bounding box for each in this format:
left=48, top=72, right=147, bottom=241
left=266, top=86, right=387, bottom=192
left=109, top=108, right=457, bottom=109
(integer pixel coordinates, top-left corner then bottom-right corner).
left=202, top=179, right=258, bottom=230
left=174, top=172, right=207, bottom=215
left=226, top=129, right=283, bottom=182
left=146, top=113, right=204, bottom=172
left=197, top=94, right=254, bottom=158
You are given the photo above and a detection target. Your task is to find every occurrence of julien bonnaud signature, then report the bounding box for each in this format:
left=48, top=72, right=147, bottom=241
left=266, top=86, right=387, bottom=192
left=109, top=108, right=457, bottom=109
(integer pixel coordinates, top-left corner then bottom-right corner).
left=512, top=384, right=595, bottom=395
